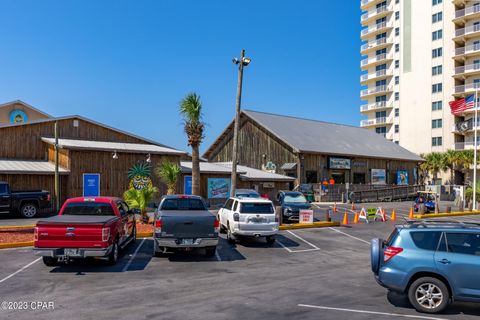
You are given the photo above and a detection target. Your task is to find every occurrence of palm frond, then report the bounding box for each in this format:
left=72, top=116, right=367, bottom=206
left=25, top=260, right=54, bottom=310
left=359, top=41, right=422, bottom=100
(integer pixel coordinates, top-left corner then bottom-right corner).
left=180, top=93, right=203, bottom=124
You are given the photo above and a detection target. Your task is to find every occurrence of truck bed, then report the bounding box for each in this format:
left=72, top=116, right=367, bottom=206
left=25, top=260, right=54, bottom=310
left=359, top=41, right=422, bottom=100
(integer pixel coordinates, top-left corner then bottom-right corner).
left=37, top=215, right=118, bottom=225
left=159, top=210, right=216, bottom=238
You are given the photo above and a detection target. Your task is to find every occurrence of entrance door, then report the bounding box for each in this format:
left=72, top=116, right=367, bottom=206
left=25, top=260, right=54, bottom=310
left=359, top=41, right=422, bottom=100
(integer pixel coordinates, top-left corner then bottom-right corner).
left=353, top=173, right=366, bottom=184
left=331, top=172, right=346, bottom=184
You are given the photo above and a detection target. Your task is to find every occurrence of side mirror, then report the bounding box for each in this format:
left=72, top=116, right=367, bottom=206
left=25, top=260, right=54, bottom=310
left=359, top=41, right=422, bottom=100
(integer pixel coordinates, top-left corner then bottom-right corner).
left=153, top=203, right=159, bottom=209
left=206, top=202, right=211, bottom=209
left=131, top=208, right=141, bottom=215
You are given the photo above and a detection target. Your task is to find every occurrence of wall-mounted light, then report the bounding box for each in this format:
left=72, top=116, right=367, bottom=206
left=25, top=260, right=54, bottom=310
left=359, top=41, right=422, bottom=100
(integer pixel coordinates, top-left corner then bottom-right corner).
left=112, top=151, right=118, bottom=159
left=146, top=153, right=151, bottom=163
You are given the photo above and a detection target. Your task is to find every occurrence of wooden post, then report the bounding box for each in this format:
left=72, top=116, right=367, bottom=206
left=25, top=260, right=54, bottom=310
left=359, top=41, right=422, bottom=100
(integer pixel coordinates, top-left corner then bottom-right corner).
left=54, top=121, right=60, bottom=212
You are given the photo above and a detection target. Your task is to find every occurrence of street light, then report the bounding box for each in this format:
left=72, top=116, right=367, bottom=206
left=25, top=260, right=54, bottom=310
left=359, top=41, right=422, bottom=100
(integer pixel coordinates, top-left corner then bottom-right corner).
left=230, top=49, right=251, bottom=197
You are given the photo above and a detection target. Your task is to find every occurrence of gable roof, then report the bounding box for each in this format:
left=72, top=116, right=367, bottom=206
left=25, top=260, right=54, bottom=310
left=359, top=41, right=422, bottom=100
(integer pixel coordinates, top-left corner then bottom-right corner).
left=204, top=109, right=423, bottom=162
left=0, top=100, right=53, bottom=118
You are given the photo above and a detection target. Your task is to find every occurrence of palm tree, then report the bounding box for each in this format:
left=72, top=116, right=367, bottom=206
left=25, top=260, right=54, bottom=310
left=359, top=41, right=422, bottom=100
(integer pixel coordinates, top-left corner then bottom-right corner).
left=457, top=149, right=475, bottom=183
left=155, top=159, right=181, bottom=195
left=123, top=186, right=159, bottom=222
left=180, top=93, right=205, bottom=195
left=442, top=150, right=459, bottom=184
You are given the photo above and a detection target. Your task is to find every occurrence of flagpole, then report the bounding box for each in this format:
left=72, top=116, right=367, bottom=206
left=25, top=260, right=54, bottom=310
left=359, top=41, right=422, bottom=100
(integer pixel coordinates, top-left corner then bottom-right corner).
left=474, top=90, right=478, bottom=210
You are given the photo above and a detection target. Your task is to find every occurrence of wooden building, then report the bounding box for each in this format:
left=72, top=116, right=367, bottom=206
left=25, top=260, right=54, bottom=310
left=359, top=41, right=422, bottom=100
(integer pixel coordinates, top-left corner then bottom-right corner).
left=203, top=110, right=423, bottom=187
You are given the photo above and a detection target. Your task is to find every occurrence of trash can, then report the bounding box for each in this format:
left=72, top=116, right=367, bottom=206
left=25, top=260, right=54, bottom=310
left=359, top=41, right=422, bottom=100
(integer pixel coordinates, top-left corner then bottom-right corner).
left=305, top=192, right=314, bottom=203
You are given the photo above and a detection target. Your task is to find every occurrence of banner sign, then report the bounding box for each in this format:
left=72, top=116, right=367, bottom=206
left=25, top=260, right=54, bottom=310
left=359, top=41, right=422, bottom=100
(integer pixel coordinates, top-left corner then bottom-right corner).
left=184, top=176, right=192, bottom=195
left=329, top=157, right=351, bottom=169
left=371, top=169, right=386, bottom=185
left=299, top=209, right=314, bottom=224
left=207, top=178, right=231, bottom=199
left=83, top=173, right=100, bottom=197
left=396, top=170, right=408, bottom=185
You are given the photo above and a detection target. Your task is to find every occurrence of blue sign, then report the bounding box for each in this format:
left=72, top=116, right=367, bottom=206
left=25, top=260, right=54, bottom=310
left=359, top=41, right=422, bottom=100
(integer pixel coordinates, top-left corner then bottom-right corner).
left=9, top=110, right=28, bottom=124
left=184, top=176, right=192, bottom=195
left=83, top=173, right=100, bottom=197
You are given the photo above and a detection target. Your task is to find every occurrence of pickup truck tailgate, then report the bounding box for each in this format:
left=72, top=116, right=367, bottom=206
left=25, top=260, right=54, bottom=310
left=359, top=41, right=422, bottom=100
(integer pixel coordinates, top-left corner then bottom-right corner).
left=35, top=215, right=117, bottom=248
left=160, top=211, right=216, bottom=238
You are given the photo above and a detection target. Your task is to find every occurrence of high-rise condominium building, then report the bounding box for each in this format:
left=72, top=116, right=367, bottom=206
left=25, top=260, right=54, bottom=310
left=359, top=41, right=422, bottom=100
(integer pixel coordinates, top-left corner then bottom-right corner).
left=358, top=0, right=480, bottom=156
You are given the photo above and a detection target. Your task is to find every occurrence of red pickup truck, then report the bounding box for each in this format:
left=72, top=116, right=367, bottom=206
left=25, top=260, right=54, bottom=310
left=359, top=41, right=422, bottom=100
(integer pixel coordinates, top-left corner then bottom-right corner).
left=34, top=197, right=136, bottom=267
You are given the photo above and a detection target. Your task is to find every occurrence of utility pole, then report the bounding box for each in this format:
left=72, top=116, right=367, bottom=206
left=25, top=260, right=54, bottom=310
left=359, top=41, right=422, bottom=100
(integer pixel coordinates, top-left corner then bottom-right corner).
left=230, top=49, right=251, bottom=197
left=54, top=121, right=60, bottom=212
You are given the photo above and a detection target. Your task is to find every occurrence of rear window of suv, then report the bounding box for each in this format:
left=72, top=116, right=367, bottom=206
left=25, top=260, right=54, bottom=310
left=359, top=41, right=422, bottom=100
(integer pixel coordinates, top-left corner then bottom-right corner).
left=62, top=202, right=115, bottom=216
left=410, top=231, right=442, bottom=251
left=161, top=198, right=206, bottom=211
left=240, top=203, right=274, bottom=214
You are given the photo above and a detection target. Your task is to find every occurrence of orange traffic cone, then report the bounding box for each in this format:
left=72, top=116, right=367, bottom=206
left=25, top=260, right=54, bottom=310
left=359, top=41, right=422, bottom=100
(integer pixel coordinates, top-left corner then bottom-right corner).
left=409, top=207, right=414, bottom=219
left=382, top=209, right=387, bottom=222
left=353, top=211, right=359, bottom=224
left=391, top=210, right=396, bottom=222
left=351, top=202, right=355, bottom=210
left=333, top=203, right=337, bottom=213
left=342, top=212, right=349, bottom=225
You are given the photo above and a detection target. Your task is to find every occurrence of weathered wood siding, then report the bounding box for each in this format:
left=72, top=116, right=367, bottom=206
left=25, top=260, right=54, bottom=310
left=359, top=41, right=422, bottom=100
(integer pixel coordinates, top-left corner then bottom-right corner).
left=47, top=145, right=70, bottom=169
left=0, top=174, right=69, bottom=204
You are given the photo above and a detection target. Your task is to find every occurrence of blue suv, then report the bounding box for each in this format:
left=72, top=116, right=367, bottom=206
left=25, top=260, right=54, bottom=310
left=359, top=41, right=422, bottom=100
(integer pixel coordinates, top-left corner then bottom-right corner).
left=371, top=220, right=480, bottom=314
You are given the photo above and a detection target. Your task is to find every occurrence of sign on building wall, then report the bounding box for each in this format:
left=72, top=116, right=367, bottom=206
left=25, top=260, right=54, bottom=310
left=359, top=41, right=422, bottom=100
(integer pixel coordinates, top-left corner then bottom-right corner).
left=9, top=110, right=28, bottom=124
left=83, top=173, right=100, bottom=197
left=396, top=170, right=408, bottom=185
left=207, top=178, right=231, bottom=199
left=184, top=176, right=192, bottom=195
left=262, top=161, right=277, bottom=173
left=371, top=169, right=386, bottom=185
left=329, top=157, right=351, bottom=169
left=128, top=162, right=153, bottom=190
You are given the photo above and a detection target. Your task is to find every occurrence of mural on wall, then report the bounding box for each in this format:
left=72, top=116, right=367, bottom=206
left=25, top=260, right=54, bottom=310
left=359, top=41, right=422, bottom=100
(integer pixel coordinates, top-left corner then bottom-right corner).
left=207, top=178, right=231, bottom=199
left=9, top=110, right=28, bottom=124
left=396, top=170, right=408, bottom=185
left=128, top=162, right=153, bottom=190
left=262, top=161, right=277, bottom=173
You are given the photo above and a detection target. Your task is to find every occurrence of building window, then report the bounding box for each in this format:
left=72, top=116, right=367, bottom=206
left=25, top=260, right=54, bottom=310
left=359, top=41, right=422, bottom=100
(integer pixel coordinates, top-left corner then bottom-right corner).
left=432, top=47, right=443, bottom=58
left=432, top=83, right=443, bottom=93
left=432, top=136, right=443, bottom=146
left=395, top=92, right=399, bottom=100
left=432, top=29, right=443, bottom=41
left=432, top=119, right=443, bottom=128
left=432, top=12, right=443, bottom=23
left=395, top=76, right=399, bottom=85
left=395, top=60, right=400, bottom=68
left=395, top=108, right=399, bottom=117
left=394, top=141, right=399, bottom=144
left=396, top=0, right=399, bottom=3
left=395, top=44, right=400, bottom=52
left=432, top=101, right=443, bottom=110
left=432, top=65, right=443, bottom=75
left=376, top=127, right=387, bottom=134
left=432, top=0, right=442, bottom=5
left=395, top=124, right=399, bottom=133
left=395, top=27, right=400, bottom=36
left=395, top=11, right=400, bottom=20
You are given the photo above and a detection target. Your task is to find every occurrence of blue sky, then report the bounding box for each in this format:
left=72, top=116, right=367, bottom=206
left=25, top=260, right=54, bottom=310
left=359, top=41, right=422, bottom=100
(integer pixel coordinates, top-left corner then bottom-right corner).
left=0, top=0, right=361, bottom=153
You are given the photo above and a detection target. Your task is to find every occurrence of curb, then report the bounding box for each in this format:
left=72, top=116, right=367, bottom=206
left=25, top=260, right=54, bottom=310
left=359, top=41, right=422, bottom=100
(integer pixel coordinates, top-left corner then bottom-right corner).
left=0, top=225, right=35, bottom=230
left=137, top=232, right=153, bottom=238
left=414, top=211, right=480, bottom=219
left=0, top=241, right=34, bottom=249
left=279, top=221, right=340, bottom=230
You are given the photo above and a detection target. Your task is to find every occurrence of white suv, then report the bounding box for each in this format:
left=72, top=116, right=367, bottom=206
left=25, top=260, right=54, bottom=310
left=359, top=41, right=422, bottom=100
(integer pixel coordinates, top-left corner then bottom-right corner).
left=218, top=197, right=278, bottom=244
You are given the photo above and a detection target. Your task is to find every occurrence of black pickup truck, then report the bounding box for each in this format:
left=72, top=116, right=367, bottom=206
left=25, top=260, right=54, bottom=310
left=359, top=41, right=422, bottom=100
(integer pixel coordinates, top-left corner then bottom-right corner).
left=0, top=182, right=51, bottom=218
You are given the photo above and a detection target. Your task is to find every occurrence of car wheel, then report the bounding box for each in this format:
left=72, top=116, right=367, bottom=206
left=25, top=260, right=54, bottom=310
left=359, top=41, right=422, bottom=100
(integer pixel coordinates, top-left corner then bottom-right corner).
left=107, top=241, right=119, bottom=265
left=227, top=225, right=236, bottom=244
left=42, top=256, right=58, bottom=267
left=219, top=224, right=227, bottom=234
left=266, top=236, right=276, bottom=245
left=154, top=246, right=167, bottom=257
left=408, top=277, right=450, bottom=314
left=131, top=224, right=137, bottom=244
left=205, top=246, right=216, bottom=257
left=20, top=203, right=38, bottom=218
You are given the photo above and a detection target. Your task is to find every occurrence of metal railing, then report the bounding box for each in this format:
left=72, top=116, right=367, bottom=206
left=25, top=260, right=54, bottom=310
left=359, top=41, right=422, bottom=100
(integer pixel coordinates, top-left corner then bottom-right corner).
left=361, top=5, right=389, bottom=22
left=361, top=37, right=389, bottom=51
left=455, top=4, right=480, bottom=19
left=361, top=21, right=388, bottom=37
left=360, top=69, right=388, bottom=81
left=455, top=24, right=480, bottom=37
left=454, top=82, right=480, bottom=93
left=455, top=62, right=480, bottom=75
left=360, top=116, right=389, bottom=126
left=360, top=53, right=388, bottom=66
left=455, top=43, right=480, bottom=56
left=360, top=85, right=390, bottom=97
left=360, top=101, right=389, bottom=112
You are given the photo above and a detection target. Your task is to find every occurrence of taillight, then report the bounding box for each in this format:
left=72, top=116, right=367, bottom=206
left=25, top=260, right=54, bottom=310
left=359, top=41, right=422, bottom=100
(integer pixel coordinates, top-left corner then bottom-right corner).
left=47, top=194, right=51, bottom=202
left=233, top=213, right=240, bottom=221
left=155, top=219, right=162, bottom=232
left=34, top=227, right=38, bottom=241
left=214, top=219, right=220, bottom=232
left=384, top=246, right=403, bottom=262
left=102, top=227, right=110, bottom=242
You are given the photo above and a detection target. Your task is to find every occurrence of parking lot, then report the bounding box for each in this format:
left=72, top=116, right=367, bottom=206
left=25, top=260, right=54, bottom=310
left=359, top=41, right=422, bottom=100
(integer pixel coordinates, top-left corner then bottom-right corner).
left=1, top=204, right=480, bottom=320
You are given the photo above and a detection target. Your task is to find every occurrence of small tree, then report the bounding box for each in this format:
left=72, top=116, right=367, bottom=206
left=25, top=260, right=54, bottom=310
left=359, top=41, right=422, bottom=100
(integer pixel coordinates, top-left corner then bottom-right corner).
left=123, top=186, right=158, bottom=222
left=155, top=160, right=181, bottom=195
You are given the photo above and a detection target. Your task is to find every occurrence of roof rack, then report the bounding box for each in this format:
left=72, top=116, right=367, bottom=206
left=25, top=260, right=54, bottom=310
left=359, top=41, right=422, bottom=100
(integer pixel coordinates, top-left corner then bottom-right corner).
left=401, top=219, right=480, bottom=229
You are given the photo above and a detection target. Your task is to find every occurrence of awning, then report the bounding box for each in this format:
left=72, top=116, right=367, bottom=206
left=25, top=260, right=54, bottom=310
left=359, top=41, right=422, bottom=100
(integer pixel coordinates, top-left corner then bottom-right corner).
left=280, top=163, right=297, bottom=170
left=0, top=159, right=69, bottom=175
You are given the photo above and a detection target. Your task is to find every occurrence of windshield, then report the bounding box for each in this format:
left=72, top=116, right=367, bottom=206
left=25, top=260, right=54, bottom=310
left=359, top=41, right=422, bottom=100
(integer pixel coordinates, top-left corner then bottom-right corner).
left=62, top=202, right=115, bottom=216
left=161, top=198, right=207, bottom=211
left=240, top=203, right=274, bottom=214
left=284, top=194, right=308, bottom=204
left=236, top=192, right=260, bottom=198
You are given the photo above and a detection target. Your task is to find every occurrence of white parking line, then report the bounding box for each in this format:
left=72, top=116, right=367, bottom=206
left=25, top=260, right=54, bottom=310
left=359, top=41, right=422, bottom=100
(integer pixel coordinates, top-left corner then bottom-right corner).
left=0, top=257, right=41, bottom=284
left=122, top=238, right=146, bottom=272
left=327, top=227, right=370, bottom=245
left=298, top=304, right=447, bottom=320
left=286, top=230, right=320, bottom=250
left=215, top=250, right=221, bottom=261
left=276, top=230, right=320, bottom=253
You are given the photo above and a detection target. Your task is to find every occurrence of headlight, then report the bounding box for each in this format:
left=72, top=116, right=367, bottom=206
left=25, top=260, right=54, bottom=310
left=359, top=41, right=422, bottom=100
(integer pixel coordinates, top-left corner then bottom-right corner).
left=283, top=208, right=292, bottom=215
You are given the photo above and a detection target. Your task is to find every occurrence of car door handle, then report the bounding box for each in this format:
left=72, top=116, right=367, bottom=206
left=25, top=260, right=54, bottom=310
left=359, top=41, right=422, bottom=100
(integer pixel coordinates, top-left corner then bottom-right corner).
left=437, top=259, right=451, bottom=264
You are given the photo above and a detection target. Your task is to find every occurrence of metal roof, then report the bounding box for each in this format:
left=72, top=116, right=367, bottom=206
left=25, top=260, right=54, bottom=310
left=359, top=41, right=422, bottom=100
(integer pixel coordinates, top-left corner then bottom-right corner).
left=0, top=159, right=69, bottom=175
left=0, top=100, right=53, bottom=118
left=280, top=163, right=297, bottom=170
left=180, top=161, right=246, bottom=174
left=208, top=110, right=422, bottom=162
left=215, top=162, right=295, bottom=182
left=42, top=137, right=186, bottom=155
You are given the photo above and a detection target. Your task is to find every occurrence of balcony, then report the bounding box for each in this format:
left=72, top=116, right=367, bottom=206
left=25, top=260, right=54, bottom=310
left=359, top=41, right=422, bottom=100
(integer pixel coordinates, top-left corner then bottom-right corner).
left=360, top=21, right=392, bottom=39
left=454, top=62, right=480, bottom=77
left=454, top=4, right=480, bottom=21
left=360, top=85, right=391, bottom=98
left=360, top=0, right=385, bottom=10
left=360, top=117, right=392, bottom=127
left=361, top=5, right=392, bottom=25
left=360, top=37, right=392, bottom=54
left=453, top=82, right=480, bottom=96
left=454, top=43, right=480, bottom=58
left=360, top=69, right=392, bottom=83
left=454, top=141, right=480, bottom=150
left=454, top=24, right=480, bottom=41
left=360, top=53, right=392, bottom=68
left=360, top=101, right=392, bottom=113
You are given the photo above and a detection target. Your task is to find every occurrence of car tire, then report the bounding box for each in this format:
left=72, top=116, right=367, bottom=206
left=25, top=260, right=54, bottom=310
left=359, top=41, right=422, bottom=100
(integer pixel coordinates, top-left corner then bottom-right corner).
left=226, top=225, right=236, bottom=244
left=42, top=256, right=58, bottom=267
left=107, top=240, right=119, bottom=265
left=266, top=236, right=276, bottom=245
left=219, top=224, right=227, bottom=234
left=20, top=203, right=38, bottom=218
left=154, top=246, right=167, bottom=257
left=205, top=246, right=216, bottom=257
left=408, top=277, right=450, bottom=314
left=131, top=224, right=137, bottom=244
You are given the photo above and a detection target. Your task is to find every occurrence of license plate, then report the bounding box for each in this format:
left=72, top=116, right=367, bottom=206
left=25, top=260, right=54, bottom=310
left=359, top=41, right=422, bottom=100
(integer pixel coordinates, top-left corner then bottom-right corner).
left=64, top=249, right=81, bottom=256
left=181, top=239, right=194, bottom=245
left=250, top=218, right=265, bottom=223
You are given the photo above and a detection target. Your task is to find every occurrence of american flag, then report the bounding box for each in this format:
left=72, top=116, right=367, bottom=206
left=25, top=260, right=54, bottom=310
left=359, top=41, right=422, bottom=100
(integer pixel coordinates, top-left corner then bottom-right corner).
left=449, top=95, right=475, bottom=114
